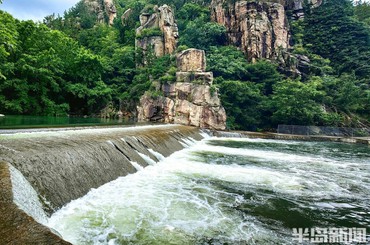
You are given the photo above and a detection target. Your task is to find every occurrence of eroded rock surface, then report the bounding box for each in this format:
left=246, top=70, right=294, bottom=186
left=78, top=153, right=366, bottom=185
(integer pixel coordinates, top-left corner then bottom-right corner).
left=83, top=0, right=117, bottom=25
left=136, top=4, right=178, bottom=60
left=211, top=0, right=290, bottom=62
left=138, top=49, right=227, bottom=130
left=177, top=49, right=206, bottom=72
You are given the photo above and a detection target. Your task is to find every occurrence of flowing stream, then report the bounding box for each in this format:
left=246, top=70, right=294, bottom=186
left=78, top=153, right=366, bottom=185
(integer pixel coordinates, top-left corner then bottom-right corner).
left=48, top=136, right=370, bottom=244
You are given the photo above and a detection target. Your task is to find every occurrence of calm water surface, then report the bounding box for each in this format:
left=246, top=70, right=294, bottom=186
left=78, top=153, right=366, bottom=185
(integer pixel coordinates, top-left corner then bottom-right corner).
left=0, top=115, right=133, bottom=129
left=48, top=137, right=370, bottom=244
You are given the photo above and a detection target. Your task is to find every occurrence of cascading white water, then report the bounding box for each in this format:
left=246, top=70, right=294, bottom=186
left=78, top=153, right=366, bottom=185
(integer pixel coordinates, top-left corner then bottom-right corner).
left=136, top=151, right=157, bottom=165
left=147, top=149, right=165, bottom=161
left=9, top=164, right=48, bottom=225
left=48, top=137, right=370, bottom=245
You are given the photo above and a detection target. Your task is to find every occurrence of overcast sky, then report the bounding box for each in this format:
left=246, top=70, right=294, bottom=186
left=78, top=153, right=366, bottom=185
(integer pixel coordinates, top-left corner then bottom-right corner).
left=0, top=0, right=80, bottom=21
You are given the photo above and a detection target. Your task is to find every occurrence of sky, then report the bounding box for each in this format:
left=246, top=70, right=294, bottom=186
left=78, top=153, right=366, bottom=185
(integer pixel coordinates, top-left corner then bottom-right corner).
left=0, top=0, right=80, bottom=22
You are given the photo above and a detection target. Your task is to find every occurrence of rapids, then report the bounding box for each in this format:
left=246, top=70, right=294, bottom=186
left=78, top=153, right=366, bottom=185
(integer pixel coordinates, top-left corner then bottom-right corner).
left=48, top=137, right=370, bottom=245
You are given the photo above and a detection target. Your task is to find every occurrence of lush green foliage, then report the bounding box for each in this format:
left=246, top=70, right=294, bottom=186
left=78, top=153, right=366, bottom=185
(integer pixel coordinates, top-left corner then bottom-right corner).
left=0, top=14, right=112, bottom=115
left=304, top=0, right=370, bottom=78
left=1, top=0, right=369, bottom=130
left=354, top=0, right=370, bottom=26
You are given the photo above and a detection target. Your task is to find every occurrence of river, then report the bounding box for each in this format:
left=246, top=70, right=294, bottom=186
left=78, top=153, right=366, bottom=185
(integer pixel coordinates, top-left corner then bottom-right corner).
left=0, top=115, right=134, bottom=129
left=48, top=136, right=370, bottom=244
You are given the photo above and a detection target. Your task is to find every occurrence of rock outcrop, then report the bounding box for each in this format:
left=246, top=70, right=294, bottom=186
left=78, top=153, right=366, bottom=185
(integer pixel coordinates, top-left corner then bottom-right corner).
left=137, top=49, right=227, bottom=130
left=121, top=8, right=133, bottom=25
left=136, top=5, right=179, bottom=61
left=83, top=0, right=117, bottom=25
left=104, top=0, right=117, bottom=25
left=176, top=49, right=207, bottom=72
left=211, top=0, right=290, bottom=62
left=286, top=0, right=322, bottom=19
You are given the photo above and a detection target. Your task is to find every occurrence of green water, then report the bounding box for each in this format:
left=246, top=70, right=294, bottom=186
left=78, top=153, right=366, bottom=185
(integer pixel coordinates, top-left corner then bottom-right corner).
left=0, top=115, right=134, bottom=129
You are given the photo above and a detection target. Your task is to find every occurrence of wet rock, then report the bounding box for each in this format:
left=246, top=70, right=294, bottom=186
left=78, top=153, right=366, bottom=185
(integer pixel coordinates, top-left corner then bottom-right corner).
left=0, top=162, right=71, bottom=244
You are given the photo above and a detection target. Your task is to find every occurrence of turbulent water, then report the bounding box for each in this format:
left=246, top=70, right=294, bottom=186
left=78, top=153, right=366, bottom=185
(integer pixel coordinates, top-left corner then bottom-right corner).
left=48, top=136, right=370, bottom=245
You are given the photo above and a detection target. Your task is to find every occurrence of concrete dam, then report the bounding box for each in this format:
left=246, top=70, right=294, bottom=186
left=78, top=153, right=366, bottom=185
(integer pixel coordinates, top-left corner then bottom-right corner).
left=0, top=125, right=203, bottom=244
left=1, top=125, right=369, bottom=244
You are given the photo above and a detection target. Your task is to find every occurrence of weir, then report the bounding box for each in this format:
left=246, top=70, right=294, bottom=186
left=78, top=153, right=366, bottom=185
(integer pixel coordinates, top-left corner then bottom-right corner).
left=0, top=124, right=202, bottom=244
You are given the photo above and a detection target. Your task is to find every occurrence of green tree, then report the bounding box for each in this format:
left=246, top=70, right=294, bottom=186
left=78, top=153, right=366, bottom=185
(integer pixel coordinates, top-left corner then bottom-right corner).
left=304, top=0, right=370, bottom=78
left=219, top=80, right=265, bottom=130
left=267, top=78, right=325, bottom=126
left=0, top=11, right=18, bottom=79
left=354, top=0, right=370, bottom=26
left=179, top=17, right=227, bottom=50
left=322, top=74, right=368, bottom=114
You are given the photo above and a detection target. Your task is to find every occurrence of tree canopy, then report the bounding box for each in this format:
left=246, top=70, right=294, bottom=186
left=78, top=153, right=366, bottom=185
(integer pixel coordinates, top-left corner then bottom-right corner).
left=0, top=0, right=369, bottom=130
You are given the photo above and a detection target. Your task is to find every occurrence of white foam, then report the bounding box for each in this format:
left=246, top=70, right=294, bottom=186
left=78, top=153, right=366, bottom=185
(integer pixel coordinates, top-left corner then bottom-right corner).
left=48, top=137, right=369, bottom=244
left=0, top=124, right=181, bottom=139
left=136, top=151, right=157, bottom=166
left=148, top=149, right=166, bottom=161
left=9, top=164, right=48, bottom=225
left=130, top=161, right=144, bottom=171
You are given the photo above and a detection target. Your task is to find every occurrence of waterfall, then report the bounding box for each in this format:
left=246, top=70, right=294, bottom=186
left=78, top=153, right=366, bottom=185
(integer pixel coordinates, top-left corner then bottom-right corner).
left=0, top=125, right=203, bottom=214
left=9, top=164, right=48, bottom=225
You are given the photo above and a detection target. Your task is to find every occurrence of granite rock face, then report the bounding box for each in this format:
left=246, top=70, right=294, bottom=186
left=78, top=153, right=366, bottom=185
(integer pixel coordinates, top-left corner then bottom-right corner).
left=137, top=49, right=227, bottom=130
left=286, top=0, right=322, bottom=19
left=136, top=4, right=178, bottom=60
left=137, top=84, right=227, bottom=130
left=176, top=49, right=206, bottom=72
left=211, top=0, right=290, bottom=62
left=83, top=0, right=117, bottom=25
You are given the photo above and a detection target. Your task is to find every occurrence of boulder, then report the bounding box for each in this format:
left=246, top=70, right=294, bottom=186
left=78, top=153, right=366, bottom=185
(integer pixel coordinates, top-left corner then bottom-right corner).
left=137, top=80, right=227, bottom=130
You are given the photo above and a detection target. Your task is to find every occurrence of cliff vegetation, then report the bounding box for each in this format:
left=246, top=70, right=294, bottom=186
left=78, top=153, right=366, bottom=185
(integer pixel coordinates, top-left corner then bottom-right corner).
left=0, top=0, right=369, bottom=130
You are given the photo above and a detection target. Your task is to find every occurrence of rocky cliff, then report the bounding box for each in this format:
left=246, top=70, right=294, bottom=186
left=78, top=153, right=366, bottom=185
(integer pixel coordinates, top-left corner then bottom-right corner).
left=136, top=5, right=179, bottom=61
left=285, top=0, right=322, bottom=19
left=210, top=0, right=322, bottom=62
left=83, top=0, right=117, bottom=25
left=137, top=49, right=227, bottom=130
left=211, top=0, right=290, bottom=62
